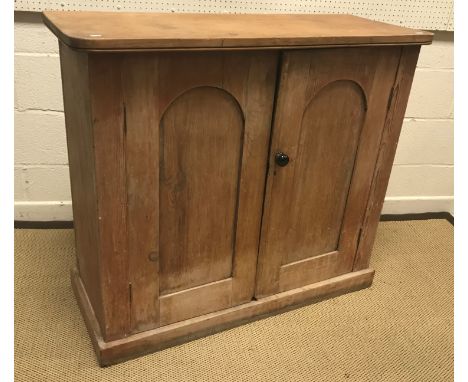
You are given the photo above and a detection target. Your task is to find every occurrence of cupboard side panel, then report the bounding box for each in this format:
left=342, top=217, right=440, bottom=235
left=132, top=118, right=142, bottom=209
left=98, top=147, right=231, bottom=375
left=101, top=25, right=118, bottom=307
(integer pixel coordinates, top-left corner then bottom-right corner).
left=58, top=43, right=104, bottom=328
left=88, top=54, right=131, bottom=341
left=122, top=55, right=161, bottom=333
left=354, top=46, right=421, bottom=271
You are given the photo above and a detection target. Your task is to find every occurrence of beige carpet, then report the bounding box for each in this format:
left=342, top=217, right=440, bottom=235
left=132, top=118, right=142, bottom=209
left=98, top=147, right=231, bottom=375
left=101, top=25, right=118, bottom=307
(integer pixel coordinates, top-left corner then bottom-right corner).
left=15, top=220, right=453, bottom=381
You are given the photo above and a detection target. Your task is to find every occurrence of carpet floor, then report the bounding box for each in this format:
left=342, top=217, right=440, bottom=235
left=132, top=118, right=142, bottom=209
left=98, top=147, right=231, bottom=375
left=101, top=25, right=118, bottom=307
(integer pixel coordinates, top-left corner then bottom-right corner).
left=15, top=219, right=453, bottom=381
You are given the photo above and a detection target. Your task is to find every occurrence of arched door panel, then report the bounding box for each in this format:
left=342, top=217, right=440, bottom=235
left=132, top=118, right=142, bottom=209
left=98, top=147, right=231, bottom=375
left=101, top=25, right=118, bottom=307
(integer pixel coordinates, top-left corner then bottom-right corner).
left=123, top=51, right=278, bottom=330
left=255, top=47, right=401, bottom=297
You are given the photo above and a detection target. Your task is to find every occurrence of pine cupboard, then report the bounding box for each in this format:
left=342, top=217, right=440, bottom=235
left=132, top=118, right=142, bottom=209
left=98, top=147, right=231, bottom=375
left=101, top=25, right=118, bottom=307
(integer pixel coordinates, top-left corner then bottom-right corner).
left=43, top=11, right=433, bottom=366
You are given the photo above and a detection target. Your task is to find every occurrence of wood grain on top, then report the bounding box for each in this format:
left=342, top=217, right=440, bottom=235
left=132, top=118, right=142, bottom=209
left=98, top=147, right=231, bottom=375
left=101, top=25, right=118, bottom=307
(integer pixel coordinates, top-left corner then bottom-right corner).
left=43, top=12, right=433, bottom=50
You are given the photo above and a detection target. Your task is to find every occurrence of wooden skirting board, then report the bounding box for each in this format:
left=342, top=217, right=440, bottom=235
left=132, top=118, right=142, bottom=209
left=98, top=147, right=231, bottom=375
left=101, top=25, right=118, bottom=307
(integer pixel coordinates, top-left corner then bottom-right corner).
left=71, top=267, right=374, bottom=366
left=14, top=213, right=454, bottom=230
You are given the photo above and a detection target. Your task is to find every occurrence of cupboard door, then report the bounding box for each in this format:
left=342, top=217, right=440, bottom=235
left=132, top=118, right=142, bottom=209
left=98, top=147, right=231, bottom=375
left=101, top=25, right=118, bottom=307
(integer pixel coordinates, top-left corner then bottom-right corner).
left=255, top=47, right=401, bottom=297
left=121, top=51, right=277, bottom=330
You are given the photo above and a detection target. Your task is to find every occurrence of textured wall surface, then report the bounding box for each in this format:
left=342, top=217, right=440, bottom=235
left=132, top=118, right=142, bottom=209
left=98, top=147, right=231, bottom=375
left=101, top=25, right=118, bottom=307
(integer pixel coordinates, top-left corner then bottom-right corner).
left=14, top=12, right=454, bottom=220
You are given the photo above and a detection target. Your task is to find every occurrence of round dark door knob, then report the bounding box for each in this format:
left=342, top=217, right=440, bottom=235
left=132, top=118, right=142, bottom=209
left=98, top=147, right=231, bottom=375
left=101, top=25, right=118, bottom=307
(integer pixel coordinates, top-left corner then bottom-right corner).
left=275, top=152, right=290, bottom=167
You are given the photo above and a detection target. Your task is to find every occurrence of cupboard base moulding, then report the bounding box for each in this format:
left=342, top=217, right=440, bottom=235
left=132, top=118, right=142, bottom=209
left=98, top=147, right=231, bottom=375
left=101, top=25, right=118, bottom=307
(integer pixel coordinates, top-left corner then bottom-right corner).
left=71, top=267, right=375, bottom=366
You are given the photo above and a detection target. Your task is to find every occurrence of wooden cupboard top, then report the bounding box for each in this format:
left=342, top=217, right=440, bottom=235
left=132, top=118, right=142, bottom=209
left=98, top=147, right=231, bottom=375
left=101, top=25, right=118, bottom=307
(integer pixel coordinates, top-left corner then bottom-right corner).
left=43, top=12, right=433, bottom=51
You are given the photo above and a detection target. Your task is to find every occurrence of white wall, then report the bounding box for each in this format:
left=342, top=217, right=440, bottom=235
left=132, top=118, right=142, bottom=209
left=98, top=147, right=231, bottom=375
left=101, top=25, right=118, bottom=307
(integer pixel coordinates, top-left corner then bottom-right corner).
left=13, top=12, right=454, bottom=221
left=384, top=30, right=454, bottom=214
